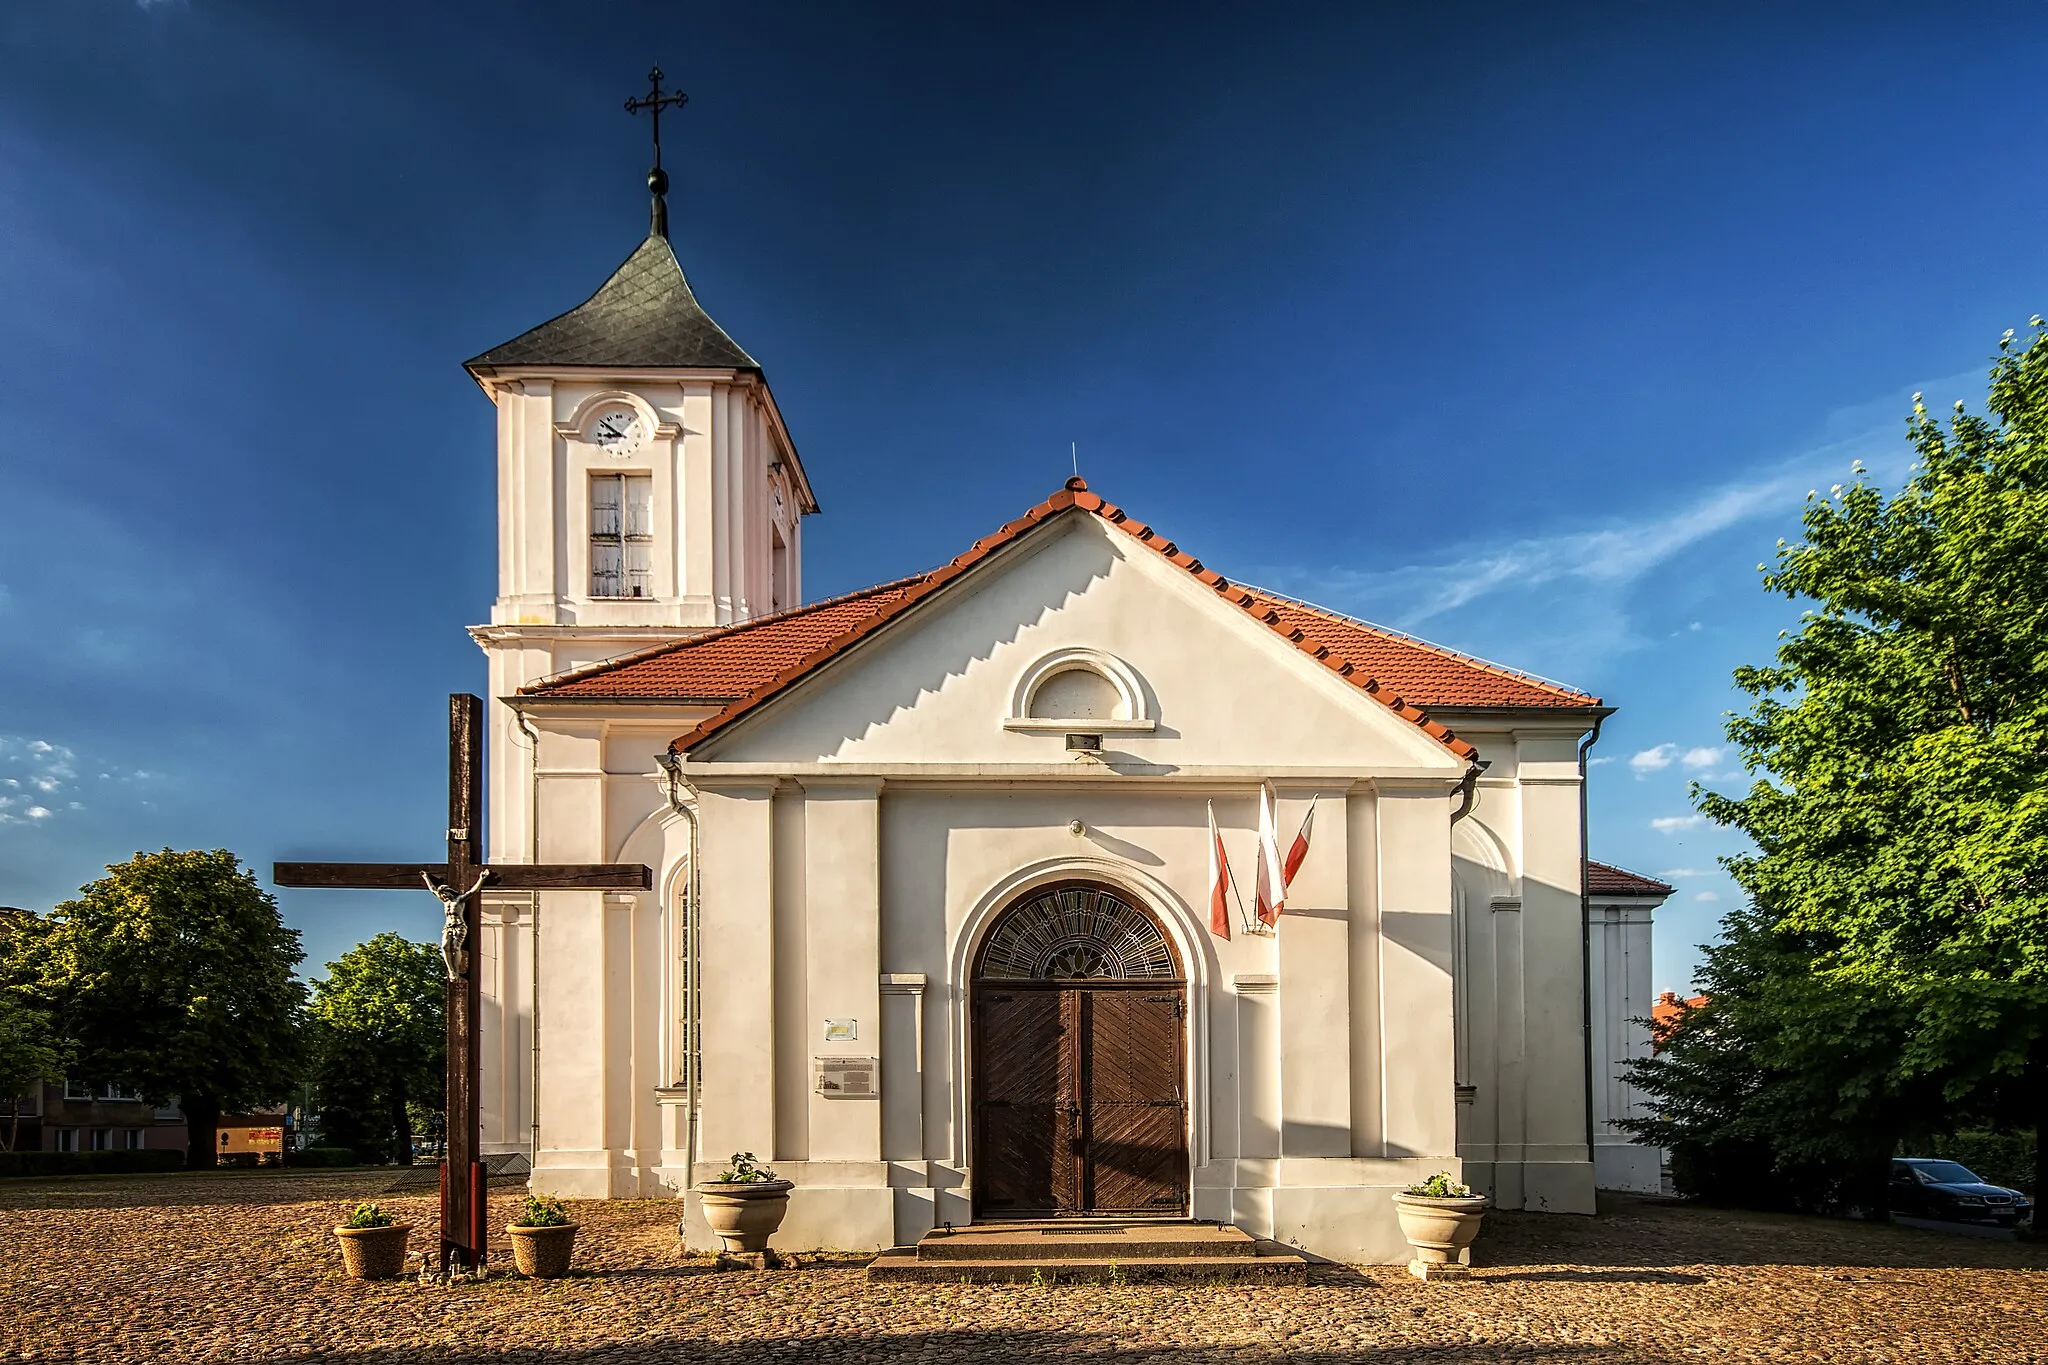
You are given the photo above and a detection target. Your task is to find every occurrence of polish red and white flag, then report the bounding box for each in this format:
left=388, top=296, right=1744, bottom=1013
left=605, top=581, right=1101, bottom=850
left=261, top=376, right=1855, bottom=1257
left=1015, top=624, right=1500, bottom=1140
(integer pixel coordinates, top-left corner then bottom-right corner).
left=1282, top=796, right=1317, bottom=890
left=1255, top=786, right=1285, bottom=927
left=1206, top=800, right=1232, bottom=940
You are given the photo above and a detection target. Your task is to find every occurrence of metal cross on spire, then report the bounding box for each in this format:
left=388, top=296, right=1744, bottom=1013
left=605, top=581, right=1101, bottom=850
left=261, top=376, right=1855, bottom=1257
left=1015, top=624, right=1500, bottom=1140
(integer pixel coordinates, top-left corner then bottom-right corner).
left=625, top=65, right=689, bottom=239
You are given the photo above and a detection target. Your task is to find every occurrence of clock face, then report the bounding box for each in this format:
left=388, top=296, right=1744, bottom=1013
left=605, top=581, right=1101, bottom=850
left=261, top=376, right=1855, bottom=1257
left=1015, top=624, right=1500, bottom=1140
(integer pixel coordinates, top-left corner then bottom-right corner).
left=589, top=405, right=647, bottom=457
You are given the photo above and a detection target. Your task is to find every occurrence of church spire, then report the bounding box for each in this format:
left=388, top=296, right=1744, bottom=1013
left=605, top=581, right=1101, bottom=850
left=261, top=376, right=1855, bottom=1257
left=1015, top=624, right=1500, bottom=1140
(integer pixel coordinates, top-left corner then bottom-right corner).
left=624, top=65, right=689, bottom=240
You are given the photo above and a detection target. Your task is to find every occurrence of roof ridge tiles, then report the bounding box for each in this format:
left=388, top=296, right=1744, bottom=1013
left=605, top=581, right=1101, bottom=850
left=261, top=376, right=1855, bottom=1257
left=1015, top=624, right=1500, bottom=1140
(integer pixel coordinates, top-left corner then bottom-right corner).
left=1233, top=583, right=1601, bottom=707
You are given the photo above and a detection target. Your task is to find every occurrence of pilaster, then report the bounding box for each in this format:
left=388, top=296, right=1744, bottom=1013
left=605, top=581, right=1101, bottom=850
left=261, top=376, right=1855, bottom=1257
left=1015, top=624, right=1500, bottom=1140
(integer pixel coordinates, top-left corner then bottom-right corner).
left=694, top=779, right=780, bottom=1167
left=1274, top=786, right=1350, bottom=1157
left=801, top=778, right=884, bottom=1163
left=1374, top=779, right=1458, bottom=1161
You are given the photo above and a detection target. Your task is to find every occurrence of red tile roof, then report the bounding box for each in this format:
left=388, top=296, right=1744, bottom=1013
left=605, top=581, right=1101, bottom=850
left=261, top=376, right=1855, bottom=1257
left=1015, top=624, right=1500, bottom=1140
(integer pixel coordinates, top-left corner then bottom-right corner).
left=1235, top=589, right=1598, bottom=711
left=1586, top=861, right=1676, bottom=897
left=521, top=480, right=1603, bottom=758
left=523, top=577, right=924, bottom=701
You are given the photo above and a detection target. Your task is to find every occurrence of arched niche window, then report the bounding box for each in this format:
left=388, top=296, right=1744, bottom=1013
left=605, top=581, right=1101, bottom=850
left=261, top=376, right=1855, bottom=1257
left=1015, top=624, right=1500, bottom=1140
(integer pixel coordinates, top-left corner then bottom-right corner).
left=1003, top=648, right=1156, bottom=733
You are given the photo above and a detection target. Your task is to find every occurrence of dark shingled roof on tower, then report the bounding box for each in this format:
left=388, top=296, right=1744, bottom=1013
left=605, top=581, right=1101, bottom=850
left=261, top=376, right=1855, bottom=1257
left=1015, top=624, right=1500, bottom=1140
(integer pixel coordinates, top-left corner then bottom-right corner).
left=466, top=234, right=758, bottom=375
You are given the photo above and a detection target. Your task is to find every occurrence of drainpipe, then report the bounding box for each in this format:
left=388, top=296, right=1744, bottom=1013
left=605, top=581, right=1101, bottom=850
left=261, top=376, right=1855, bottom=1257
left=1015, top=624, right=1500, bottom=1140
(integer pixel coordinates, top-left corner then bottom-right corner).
left=1577, top=714, right=1607, bottom=1168
left=1449, top=759, right=1487, bottom=825
left=656, top=751, right=702, bottom=1197
left=512, top=705, right=544, bottom=1166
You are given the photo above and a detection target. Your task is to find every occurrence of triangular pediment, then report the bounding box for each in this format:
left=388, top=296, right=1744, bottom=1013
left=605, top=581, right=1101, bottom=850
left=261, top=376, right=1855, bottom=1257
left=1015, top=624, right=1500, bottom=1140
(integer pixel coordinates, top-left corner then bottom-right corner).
left=691, top=513, right=1470, bottom=772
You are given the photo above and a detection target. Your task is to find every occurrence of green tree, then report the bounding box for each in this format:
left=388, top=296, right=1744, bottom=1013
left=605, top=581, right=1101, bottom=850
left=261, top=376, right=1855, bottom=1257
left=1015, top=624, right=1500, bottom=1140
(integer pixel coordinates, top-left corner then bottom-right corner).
left=0, top=991, right=70, bottom=1151
left=1697, top=319, right=2048, bottom=1205
left=307, top=933, right=443, bottom=1166
left=37, top=849, right=307, bottom=1169
left=1622, top=905, right=1940, bottom=1214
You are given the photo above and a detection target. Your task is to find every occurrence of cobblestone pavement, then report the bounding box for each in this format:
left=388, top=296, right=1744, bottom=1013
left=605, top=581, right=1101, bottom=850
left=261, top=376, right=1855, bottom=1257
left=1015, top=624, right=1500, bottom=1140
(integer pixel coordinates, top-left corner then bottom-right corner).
left=2, top=1171, right=2042, bottom=1363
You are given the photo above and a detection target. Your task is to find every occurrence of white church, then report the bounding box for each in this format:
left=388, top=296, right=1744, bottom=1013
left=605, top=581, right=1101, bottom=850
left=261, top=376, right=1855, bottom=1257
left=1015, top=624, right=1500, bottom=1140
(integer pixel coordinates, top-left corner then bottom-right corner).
left=463, top=176, right=1673, bottom=1265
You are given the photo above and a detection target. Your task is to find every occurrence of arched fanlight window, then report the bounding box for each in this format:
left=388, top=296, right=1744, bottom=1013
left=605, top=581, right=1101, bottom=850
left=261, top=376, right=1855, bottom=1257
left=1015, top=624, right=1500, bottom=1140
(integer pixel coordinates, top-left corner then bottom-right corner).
left=1003, top=648, right=1156, bottom=734
left=975, top=884, right=1179, bottom=980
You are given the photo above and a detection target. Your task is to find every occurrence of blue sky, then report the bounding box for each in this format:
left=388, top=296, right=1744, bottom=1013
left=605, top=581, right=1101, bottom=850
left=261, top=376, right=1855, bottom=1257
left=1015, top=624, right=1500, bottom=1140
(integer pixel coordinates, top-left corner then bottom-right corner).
left=2, top=1, right=2043, bottom=996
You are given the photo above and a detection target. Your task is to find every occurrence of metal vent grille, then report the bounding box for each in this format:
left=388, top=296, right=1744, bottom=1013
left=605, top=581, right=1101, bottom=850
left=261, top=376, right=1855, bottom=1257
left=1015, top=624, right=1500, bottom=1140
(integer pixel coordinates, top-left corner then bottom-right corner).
left=975, top=885, right=1177, bottom=980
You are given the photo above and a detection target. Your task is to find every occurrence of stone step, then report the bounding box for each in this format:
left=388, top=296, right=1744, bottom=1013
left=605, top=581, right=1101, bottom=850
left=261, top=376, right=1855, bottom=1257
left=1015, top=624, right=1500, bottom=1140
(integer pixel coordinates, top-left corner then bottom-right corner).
left=914, top=1221, right=1258, bottom=1262
left=867, top=1249, right=1308, bottom=1284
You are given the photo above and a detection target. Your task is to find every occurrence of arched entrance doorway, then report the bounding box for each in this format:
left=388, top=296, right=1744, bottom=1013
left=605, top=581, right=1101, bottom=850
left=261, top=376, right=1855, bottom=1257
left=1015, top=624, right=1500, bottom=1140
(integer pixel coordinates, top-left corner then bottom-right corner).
left=970, top=882, right=1188, bottom=1217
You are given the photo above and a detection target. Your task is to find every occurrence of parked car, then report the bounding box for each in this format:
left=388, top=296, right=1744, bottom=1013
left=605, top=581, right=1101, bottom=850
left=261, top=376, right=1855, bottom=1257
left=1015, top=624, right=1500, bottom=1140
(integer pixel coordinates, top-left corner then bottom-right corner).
left=1888, top=1158, right=2033, bottom=1226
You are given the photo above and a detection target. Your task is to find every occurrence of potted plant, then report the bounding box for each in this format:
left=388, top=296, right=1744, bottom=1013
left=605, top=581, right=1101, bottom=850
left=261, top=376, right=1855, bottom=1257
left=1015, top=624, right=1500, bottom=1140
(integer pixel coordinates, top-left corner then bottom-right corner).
left=1392, top=1171, right=1489, bottom=1280
left=693, top=1152, right=793, bottom=1254
left=507, top=1193, right=579, bottom=1278
left=334, top=1201, right=413, bottom=1280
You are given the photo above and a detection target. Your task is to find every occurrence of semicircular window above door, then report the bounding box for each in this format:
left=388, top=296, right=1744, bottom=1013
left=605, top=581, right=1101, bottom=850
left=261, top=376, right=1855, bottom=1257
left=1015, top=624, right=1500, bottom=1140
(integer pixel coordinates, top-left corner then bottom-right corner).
left=975, top=884, right=1179, bottom=981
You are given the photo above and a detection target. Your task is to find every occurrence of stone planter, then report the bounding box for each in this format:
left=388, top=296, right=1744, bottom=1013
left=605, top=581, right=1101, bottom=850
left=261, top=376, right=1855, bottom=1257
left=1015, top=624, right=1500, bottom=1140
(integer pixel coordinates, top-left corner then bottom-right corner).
left=694, top=1179, right=793, bottom=1253
left=507, top=1222, right=579, bottom=1278
left=1392, top=1192, right=1489, bottom=1280
left=333, top=1223, right=414, bottom=1280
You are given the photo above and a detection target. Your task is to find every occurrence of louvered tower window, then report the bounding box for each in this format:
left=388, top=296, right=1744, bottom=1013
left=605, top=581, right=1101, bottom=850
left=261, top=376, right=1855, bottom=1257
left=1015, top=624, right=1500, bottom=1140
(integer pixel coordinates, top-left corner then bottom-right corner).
left=590, top=473, right=653, bottom=598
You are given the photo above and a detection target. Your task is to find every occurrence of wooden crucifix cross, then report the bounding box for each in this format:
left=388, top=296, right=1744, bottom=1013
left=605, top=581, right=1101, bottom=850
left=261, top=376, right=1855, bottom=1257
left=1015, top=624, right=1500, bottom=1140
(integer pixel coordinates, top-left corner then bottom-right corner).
left=275, top=694, right=652, bottom=1272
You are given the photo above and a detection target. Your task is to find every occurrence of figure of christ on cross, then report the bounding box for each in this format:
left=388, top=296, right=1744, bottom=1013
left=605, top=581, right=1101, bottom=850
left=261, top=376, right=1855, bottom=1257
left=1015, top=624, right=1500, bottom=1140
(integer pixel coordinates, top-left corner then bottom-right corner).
left=276, top=694, right=652, bottom=1271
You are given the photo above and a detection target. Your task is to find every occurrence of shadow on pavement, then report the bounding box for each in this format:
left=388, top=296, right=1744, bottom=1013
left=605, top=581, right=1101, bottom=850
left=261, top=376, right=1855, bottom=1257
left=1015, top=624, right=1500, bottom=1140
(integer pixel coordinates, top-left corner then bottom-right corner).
left=1473, top=1195, right=2045, bottom=1272
left=1482, top=1267, right=1708, bottom=1285
left=220, top=1332, right=1675, bottom=1365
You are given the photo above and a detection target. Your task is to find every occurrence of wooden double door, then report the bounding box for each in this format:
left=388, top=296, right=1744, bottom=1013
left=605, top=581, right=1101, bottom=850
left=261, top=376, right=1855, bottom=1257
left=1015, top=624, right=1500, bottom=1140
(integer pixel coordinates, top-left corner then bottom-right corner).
left=972, top=983, right=1189, bottom=1217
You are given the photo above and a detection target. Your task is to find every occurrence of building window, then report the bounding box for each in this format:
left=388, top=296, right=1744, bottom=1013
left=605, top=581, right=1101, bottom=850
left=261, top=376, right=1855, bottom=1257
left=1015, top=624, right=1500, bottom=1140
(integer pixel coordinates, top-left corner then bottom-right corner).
left=590, top=473, right=653, bottom=598
left=63, top=1077, right=92, bottom=1101
left=125, top=1129, right=145, bottom=1150
left=55, top=1128, right=79, bottom=1152
left=92, top=1128, right=115, bottom=1151
left=101, top=1083, right=139, bottom=1102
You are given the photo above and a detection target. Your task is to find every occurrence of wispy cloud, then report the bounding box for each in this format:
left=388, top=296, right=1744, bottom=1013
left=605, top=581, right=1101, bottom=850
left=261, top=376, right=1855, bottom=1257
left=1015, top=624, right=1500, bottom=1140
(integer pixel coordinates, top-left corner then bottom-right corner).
left=1631, top=744, right=1678, bottom=774
left=1651, top=814, right=1707, bottom=833
left=1694, top=890, right=1720, bottom=902
left=0, top=736, right=81, bottom=825
left=1658, top=867, right=1712, bottom=878
left=1246, top=377, right=1975, bottom=673
left=1630, top=743, right=1725, bottom=778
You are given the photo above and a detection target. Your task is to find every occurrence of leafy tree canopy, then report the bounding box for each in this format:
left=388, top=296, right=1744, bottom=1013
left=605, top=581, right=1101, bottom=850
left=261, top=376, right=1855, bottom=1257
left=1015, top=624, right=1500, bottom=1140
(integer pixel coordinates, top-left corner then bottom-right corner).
left=308, top=932, right=443, bottom=1165
left=0, top=989, right=70, bottom=1150
left=1701, top=321, right=2048, bottom=1083
left=35, top=849, right=307, bottom=1165
left=1655, top=320, right=2048, bottom=1208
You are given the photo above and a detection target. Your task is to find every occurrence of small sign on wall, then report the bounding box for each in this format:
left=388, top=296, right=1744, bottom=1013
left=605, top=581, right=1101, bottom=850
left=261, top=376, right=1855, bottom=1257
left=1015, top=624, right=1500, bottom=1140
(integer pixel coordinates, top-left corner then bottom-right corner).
left=815, top=1056, right=878, bottom=1097
left=823, top=1018, right=858, bottom=1042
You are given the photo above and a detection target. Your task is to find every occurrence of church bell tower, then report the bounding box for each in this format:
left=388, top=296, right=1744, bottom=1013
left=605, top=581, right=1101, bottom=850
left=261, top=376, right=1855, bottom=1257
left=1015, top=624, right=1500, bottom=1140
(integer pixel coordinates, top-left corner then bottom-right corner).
left=465, top=67, right=817, bottom=690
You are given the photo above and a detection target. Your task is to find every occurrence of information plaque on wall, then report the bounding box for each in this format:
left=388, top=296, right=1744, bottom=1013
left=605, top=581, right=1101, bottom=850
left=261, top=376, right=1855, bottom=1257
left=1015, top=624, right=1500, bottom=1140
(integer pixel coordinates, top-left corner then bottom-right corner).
left=814, top=1056, right=878, bottom=1097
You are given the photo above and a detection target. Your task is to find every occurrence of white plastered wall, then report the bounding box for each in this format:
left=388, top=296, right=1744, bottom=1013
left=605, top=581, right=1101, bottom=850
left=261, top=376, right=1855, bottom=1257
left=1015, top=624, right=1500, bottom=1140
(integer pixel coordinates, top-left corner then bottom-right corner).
left=1588, top=892, right=1665, bottom=1193
left=1449, top=726, right=1601, bottom=1215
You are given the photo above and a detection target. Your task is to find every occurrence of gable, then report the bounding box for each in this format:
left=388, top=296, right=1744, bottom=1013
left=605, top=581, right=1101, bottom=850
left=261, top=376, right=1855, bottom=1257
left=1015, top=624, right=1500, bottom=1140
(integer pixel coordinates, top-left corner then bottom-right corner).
left=692, top=514, right=1471, bottom=771
left=521, top=479, right=1598, bottom=761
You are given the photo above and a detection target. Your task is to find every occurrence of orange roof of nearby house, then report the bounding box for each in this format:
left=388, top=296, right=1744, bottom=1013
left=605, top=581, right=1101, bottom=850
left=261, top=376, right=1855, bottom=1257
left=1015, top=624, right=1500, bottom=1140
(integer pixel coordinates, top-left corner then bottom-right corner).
left=1586, top=862, right=1676, bottom=897
left=522, top=480, right=1604, bottom=758
left=1652, top=990, right=1711, bottom=1043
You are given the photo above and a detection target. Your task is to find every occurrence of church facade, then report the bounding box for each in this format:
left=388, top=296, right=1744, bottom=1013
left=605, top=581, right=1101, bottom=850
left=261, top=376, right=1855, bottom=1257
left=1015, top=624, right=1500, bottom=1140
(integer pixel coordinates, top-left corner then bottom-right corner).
left=464, top=201, right=1670, bottom=1264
